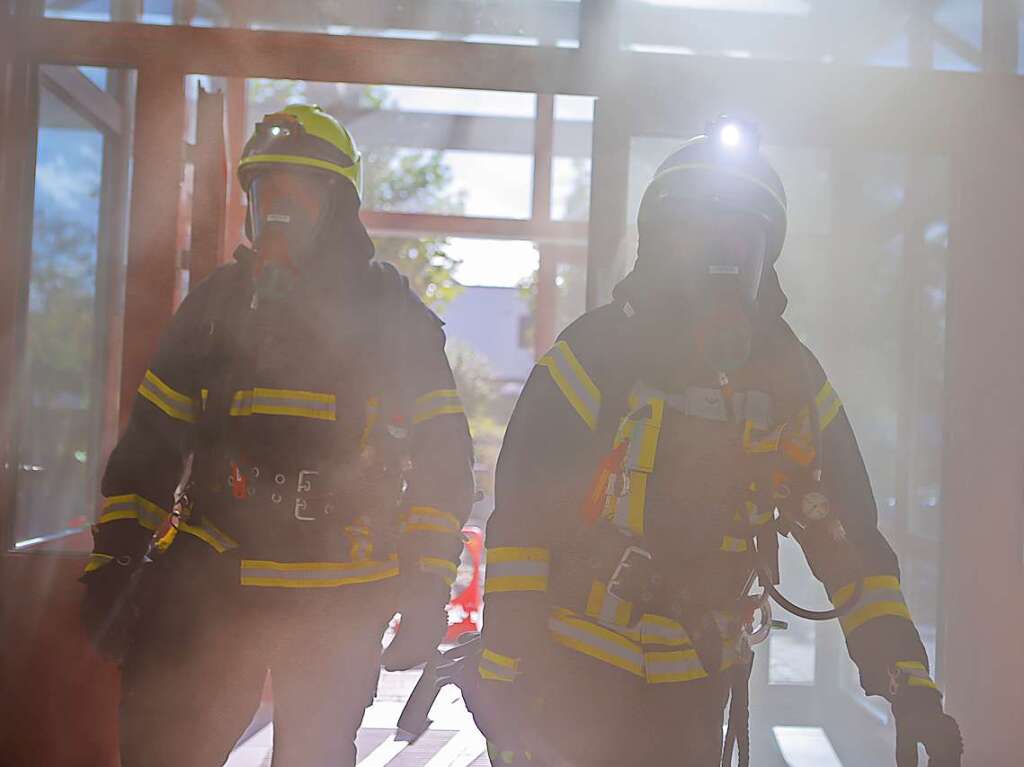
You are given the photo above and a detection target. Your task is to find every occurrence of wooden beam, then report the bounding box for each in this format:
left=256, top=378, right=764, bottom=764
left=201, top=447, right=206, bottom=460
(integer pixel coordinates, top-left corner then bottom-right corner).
left=188, top=83, right=227, bottom=286
left=119, top=65, right=185, bottom=429
left=222, top=76, right=247, bottom=259
left=39, top=64, right=124, bottom=135
left=17, top=18, right=594, bottom=95
left=232, top=0, right=579, bottom=43
left=361, top=210, right=587, bottom=245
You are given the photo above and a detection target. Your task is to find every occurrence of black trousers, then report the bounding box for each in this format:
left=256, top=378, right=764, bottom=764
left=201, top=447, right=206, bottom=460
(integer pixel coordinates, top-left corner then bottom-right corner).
left=487, top=641, right=730, bottom=767
left=119, top=543, right=395, bottom=767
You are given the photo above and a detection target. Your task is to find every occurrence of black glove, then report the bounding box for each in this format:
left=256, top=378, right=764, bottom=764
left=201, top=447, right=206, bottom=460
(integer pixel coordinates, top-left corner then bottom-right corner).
left=79, top=554, right=147, bottom=664
left=381, top=579, right=450, bottom=671
left=893, top=688, right=963, bottom=767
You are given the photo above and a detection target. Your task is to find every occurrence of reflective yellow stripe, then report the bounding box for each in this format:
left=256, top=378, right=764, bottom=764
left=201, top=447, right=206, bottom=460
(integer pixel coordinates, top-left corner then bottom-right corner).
left=413, top=389, right=465, bottom=425
left=230, top=388, right=336, bottom=421
left=83, top=553, right=114, bottom=573
left=585, top=580, right=633, bottom=628
left=240, top=556, right=399, bottom=588
left=743, top=419, right=784, bottom=453
left=644, top=648, right=707, bottom=684
left=605, top=387, right=664, bottom=536
left=138, top=369, right=196, bottom=423
left=896, top=660, right=939, bottom=691
left=638, top=613, right=693, bottom=647
left=419, top=556, right=458, bottom=586
left=781, top=405, right=816, bottom=466
left=478, top=648, right=520, bottom=682
left=720, top=536, right=749, bottom=553
left=747, top=501, right=772, bottom=526
left=816, top=381, right=842, bottom=432
left=834, top=575, right=914, bottom=635
left=485, top=547, right=551, bottom=593
left=548, top=609, right=644, bottom=677
left=401, top=506, right=462, bottom=536
left=538, top=341, right=601, bottom=431
left=239, top=153, right=359, bottom=184
left=178, top=516, right=238, bottom=554
left=359, top=396, right=380, bottom=450
left=345, top=524, right=375, bottom=561
left=98, top=494, right=169, bottom=531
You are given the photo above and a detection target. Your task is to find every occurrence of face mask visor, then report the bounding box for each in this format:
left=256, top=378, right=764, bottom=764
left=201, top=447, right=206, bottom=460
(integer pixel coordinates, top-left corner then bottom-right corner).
left=247, top=170, right=332, bottom=272
left=654, top=203, right=769, bottom=313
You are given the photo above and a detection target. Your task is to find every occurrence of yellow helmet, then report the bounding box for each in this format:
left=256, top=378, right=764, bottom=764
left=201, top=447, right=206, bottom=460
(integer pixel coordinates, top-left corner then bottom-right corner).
left=237, top=104, right=362, bottom=202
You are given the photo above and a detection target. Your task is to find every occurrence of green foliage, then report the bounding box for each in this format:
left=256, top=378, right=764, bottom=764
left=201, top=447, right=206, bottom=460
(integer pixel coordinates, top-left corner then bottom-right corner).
left=26, top=209, right=96, bottom=408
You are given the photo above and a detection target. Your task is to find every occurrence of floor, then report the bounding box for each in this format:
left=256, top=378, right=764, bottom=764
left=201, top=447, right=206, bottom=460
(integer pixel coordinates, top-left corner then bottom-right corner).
left=224, top=668, right=871, bottom=767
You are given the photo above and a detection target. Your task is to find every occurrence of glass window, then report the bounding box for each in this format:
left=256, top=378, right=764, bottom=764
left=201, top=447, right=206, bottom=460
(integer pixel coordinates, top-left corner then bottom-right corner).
left=47, top=0, right=581, bottom=45
left=619, top=0, right=989, bottom=71
left=14, top=66, right=134, bottom=549
left=551, top=95, right=594, bottom=222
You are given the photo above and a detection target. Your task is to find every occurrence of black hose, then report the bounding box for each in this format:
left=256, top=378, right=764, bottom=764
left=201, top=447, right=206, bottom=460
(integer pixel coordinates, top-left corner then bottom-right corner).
left=761, top=575, right=863, bottom=622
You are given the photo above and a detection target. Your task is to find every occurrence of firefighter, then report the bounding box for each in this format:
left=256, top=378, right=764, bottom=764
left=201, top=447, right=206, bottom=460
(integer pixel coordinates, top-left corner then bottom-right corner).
left=79, top=104, right=475, bottom=767
left=468, top=118, right=962, bottom=766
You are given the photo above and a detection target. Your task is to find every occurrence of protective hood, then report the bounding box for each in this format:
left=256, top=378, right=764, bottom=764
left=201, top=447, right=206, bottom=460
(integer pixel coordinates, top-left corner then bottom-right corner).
left=612, top=259, right=788, bottom=320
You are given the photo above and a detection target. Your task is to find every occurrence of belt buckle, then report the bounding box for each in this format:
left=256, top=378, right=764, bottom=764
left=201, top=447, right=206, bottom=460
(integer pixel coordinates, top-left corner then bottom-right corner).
left=606, top=545, right=653, bottom=602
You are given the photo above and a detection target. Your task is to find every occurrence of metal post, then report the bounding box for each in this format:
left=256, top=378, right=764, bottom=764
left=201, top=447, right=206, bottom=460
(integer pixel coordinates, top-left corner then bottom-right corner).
left=585, top=94, right=631, bottom=309
left=0, top=6, right=41, bottom=549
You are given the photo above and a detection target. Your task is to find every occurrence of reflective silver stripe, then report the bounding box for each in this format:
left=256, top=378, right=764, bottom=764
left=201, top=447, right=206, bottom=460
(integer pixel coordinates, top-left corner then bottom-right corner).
left=230, top=390, right=254, bottom=415
left=835, top=581, right=917, bottom=634
left=644, top=649, right=707, bottom=683
left=747, top=501, right=772, bottom=526
left=99, top=495, right=169, bottom=530
left=478, top=649, right=519, bottom=682
left=240, top=558, right=399, bottom=587
left=538, top=341, right=601, bottom=430
left=413, top=389, right=465, bottom=425
left=486, top=559, right=550, bottom=581
left=402, top=507, right=461, bottom=535
left=137, top=369, right=196, bottom=423
left=179, top=516, right=239, bottom=553
left=816, top=381, right=842, bottom=431
left=638, top=615, right=692, bottom=647
left=548, top=611, right=644, bottom=676
left=251, top=395, right=334, bottom=413
left=231, top=389, right=336, bottom=420
left=419, top=556, right=458, bottom=585
left=896, top=661, right=938, bottom=690
left=586, top=581, right=633, bottom=628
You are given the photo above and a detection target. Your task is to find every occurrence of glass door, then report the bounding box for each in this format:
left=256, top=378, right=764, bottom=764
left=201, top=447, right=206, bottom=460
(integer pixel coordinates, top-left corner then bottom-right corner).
left=9, top=63, right=136, bottom=552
